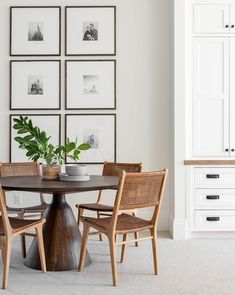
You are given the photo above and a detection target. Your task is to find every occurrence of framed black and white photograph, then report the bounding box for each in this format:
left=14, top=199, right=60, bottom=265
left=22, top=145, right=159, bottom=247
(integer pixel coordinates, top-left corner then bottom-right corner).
left=65, top=6, right=116, bottom=56
left=10, top=114, right=61, bottom=162
left=10, top=60, right=61, bottom=110
left=10, top=6, right=61, bottom=56
left=65, top=114, right=116, bottom=164
left=65, top=60, right=116, bottom=109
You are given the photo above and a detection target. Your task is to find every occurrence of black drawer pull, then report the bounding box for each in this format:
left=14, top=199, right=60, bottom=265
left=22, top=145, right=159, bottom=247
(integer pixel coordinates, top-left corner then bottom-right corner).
left=206, top=174, right=219, bottom=179
left=206, top=195, right=220, bottom=200
left=206, top=217, right=220, bottom=222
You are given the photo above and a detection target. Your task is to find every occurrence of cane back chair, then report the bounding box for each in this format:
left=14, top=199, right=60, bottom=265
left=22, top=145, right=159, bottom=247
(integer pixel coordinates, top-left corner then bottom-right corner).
left=76, top=162, right=143, bottom=243
left=78, top=169, right=168, bottom=286
left=0, top=185, right=46, bottom=289
left=0, top=162, right=48, bottom=258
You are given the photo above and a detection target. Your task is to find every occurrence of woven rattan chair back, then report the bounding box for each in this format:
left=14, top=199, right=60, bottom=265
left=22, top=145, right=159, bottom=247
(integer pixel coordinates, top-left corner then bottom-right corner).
left=112, top=170, right=168, bottom=225
left=0, top=162, right=40, bottom=177
left=96, top=162, right=142, bottom=203
left=102, top=162, right=142, bottom=176
left=118, top=171, right=166, bottom=211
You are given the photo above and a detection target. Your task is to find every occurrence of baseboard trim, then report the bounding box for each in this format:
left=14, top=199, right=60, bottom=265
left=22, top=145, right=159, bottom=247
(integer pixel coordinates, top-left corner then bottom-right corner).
left=172, top=218, right=188, bottom=239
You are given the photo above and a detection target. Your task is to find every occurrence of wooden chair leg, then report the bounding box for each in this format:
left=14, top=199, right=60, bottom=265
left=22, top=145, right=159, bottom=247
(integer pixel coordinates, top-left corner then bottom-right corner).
left=2, top=240, right=12, bottom=289
left=132, top=213, right=138, bottom=247
left=120, top=233, right=127, bottom=263
left=97, top=211, right=103, bottom=241
left=151, top=229, right=158, bottom=275
left=77, top=207, right=84, bottom=229
left=78, top=224, right=90, bottom=272
left=108, top=236, right=118, bottom=286
left=36, top=226, right=46, bottom=272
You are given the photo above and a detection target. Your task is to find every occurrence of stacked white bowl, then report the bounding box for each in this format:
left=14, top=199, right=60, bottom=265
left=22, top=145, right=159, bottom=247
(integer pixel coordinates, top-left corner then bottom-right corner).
left=65, top=164, right=87, bottom=176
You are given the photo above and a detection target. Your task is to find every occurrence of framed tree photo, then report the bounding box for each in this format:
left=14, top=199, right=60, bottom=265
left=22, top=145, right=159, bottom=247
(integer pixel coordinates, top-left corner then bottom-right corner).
left=10, top=60, right=61, bottom=110
left=10, top=6, right=61, bottom=56
left=65, top=114, right=116, bottom=164
left=65, top=60, right=116, bottom=110
left=10, top=114, right=61, bottom=162
left=65, top=6, right=116, bottom=56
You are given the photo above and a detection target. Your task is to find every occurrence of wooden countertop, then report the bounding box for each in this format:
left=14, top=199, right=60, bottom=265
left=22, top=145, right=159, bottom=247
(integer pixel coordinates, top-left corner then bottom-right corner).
left=184, top=160, right=235, bottom=165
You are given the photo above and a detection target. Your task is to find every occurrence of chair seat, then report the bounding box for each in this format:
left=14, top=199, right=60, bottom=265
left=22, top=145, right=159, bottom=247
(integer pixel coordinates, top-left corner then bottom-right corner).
left=77, top=203, right=114, bottom=212
left=6, top=203, right=48, bottom=214
left=0, top=217, right=44, bottom=236
left=82, top=213, right=153, bottom=234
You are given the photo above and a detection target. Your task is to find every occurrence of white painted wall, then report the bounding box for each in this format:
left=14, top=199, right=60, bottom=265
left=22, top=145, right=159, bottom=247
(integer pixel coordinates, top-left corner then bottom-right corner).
left=0, top=0, right=173, bottom=231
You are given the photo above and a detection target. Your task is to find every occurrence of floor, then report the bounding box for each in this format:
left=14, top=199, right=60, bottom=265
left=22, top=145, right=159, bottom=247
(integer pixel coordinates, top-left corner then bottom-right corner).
left=0, top=232, right=235, bottom=295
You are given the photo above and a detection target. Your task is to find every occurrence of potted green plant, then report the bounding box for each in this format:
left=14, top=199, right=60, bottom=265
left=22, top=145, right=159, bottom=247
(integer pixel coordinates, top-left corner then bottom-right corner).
left=13, top=116, right=91, bottom=180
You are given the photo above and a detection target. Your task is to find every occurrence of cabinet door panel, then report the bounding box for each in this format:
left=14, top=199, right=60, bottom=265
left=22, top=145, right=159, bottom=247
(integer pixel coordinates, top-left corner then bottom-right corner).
left=230, top=5, right=235, bottom=34
left=194, top=5, right=229, bottom=34
left=229, top=38, right=235, bottom=152
left=194, top=38, right=229, bottom=156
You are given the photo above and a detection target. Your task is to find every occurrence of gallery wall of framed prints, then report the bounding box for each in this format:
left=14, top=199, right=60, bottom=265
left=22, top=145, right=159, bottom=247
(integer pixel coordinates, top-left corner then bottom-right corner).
left=9, top=5, right=117, bottom=164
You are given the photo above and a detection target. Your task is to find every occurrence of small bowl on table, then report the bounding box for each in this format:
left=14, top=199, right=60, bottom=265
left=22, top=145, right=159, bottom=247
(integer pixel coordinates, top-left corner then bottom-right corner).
left=65, top=165, right=87, bottom=176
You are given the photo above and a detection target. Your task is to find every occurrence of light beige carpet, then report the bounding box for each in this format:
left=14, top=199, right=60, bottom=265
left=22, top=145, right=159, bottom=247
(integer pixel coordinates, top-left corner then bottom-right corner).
left=0, top=232, right=235, bottom=295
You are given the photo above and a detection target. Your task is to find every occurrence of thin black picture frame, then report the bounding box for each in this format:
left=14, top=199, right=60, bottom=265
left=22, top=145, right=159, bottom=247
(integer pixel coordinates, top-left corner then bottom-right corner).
left=10, top=6, right=61, bottom=56
left=65, top=59, right=116, bottom=110
left=9, top=114, right=61, bottom=163
left=65, top=114, right=116, bottom=164
left=65, top=6, right=116, bottom=56
left=10, top=60, right=61, bottom=110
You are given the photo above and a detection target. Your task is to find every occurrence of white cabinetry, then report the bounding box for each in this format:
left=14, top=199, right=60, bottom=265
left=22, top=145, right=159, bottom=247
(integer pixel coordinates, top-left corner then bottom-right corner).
left=187, top=165, right=235, bottom=235
left=186, top=2, right=235, bottom=238
left=193, top=4, right=235, bottom=157
left=194, top=5, right=230, bottom=33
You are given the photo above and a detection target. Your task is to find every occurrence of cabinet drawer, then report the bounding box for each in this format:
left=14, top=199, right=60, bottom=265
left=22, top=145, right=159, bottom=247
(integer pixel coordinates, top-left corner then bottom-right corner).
left=194, top=189, right=235, bottom=209
left=194, top=210, right=235, bottom=230
left=194, top=4, right=229, bottom=34
left=194, top=168, right=235, bottom=186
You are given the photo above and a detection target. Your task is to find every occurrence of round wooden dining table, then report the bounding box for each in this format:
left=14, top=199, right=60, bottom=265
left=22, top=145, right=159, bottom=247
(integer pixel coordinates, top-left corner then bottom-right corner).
left=0, top=175, right=119, bottom=271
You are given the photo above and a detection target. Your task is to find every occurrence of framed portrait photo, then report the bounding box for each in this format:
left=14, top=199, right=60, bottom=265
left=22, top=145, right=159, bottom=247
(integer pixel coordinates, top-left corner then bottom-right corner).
left=65, top=60, right=116, bottom=110
left=65, top=6, right=116, bottom=56
left=10, top=114, right=61, bottom=162
left=10, top=60, right=61, bottom=110
left=10, top=6, right=61, bottom=56
left=65, top=114, right=116, bottom=164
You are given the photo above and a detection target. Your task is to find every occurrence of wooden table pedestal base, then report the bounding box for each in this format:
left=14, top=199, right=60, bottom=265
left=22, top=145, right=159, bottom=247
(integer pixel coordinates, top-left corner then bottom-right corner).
left=25, top=194, right=92, bottom=271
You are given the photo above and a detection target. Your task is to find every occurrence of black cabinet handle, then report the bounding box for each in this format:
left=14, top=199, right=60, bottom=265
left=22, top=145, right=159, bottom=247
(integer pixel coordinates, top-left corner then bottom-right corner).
left=206, top=217, right=220, bottom=222
left=225, top=148, right=229, bottom=152
left=225, top=25, right=229, bottom=28
left=231, top=25, right=235, bottom=28
left=231, top=149, right=235, bottom=152
left=206, top=195, right=220, bottom=200
left=206, top=174, right=220, bottom=179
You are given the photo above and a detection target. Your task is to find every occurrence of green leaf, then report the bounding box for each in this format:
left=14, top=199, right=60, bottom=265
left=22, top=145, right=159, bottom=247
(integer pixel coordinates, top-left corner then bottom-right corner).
left=78, top=143, right=91, bottom=150
left=14, top=137, right=24, bottom=143
left=13, top=123, right=22, bottom=130
left=66, top=142, right=76, bottom=153
left=23, top=135, right=34, bottom=141
left=13, top=118, right=22, bottom=124
left=74, top=149, right=81, bottom=158
left=17, top=129, right=29, bottom=134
